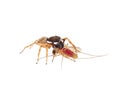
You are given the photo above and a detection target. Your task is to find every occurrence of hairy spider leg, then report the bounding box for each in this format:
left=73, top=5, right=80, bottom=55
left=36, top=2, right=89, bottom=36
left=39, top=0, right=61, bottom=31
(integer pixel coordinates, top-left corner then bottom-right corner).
left=36, top=46, right=41, bottom=64
left=63, top=37, right=79, bottom=53
left=35, top=43, right=51, bottom=64
left=20, top=42, right=36, bottom=54
left=36, top=45, right=50, bottom=64
left=20, top=38, right=52, bottom=64
left=46, top=47, right=48, bottom=64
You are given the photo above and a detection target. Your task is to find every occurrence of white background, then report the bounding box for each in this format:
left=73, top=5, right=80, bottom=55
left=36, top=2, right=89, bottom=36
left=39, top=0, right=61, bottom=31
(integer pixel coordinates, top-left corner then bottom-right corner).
left=0, top=0, right=120, bottom=88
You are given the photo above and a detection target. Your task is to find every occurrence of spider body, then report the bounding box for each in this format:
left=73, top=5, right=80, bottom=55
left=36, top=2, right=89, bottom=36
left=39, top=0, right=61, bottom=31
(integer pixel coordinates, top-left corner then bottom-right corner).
left=20, top=36, right=78, bottom=64
left=47, top=36, right=61, bottom=43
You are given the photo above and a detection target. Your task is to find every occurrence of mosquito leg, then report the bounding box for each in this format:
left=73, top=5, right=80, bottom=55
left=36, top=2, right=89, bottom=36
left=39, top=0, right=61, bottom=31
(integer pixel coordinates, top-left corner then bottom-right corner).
left=61, top=56, right=64, bottom=70
left=66, top=56, right=76, bottom=62
left=20, top=42, right=36, bottom=54
left=62, top=53, right=76, bottom=62
left=69, top=58, right=76, bottom=62
left=36, top=46, right=41, bottom=64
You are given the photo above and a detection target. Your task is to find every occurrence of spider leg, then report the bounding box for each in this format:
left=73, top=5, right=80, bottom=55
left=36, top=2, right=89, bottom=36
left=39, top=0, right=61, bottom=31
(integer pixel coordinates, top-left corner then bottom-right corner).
left=20, top=42, right=36, bottom=54
left=36, top=46, right=41, bottom=64
left=52, top=55, right=55, bottom=62
left=45, top=47, right=48, bottom=65
left=52, top=54, right=59, bottom=62
left=63, top=37, right=78, bottom=53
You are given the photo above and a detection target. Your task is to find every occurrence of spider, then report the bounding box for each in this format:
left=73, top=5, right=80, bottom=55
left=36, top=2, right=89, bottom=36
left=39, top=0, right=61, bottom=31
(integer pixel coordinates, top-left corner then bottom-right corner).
left=20, top=36, right=78, bottom=64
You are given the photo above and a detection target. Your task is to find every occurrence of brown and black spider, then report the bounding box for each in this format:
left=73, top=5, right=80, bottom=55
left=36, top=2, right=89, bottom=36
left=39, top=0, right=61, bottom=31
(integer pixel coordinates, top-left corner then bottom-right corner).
left=20, top=36, right=79, bottom=64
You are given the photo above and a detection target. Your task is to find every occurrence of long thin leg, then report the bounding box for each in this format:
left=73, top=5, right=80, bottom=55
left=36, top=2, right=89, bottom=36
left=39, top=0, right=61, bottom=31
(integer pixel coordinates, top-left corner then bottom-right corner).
left=46, top=47, right=48, bottom=65
left=36, top=46, right=41, bottom=64
left=52, top=54, right=61, bottom=62
left=68, top=58, right=76, bottom=62
left=20, top=42, right=36, bottom=54
left=61, top=56, right=64, bottom=70
left=78, top=52, right=108, bottom=59
left=63, top=37, right=78, bottom=53
left=62, top=53, right=76, bottom=62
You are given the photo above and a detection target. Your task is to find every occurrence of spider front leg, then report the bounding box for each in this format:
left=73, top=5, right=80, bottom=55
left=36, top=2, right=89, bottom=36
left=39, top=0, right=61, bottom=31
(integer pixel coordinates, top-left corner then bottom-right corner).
left=62, top=37, right=78, bottom=53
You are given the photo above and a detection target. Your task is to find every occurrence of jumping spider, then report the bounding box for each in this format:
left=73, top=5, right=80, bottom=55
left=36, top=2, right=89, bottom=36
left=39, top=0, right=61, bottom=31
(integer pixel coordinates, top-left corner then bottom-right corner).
left=20, top=36, right=79, bottom=64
